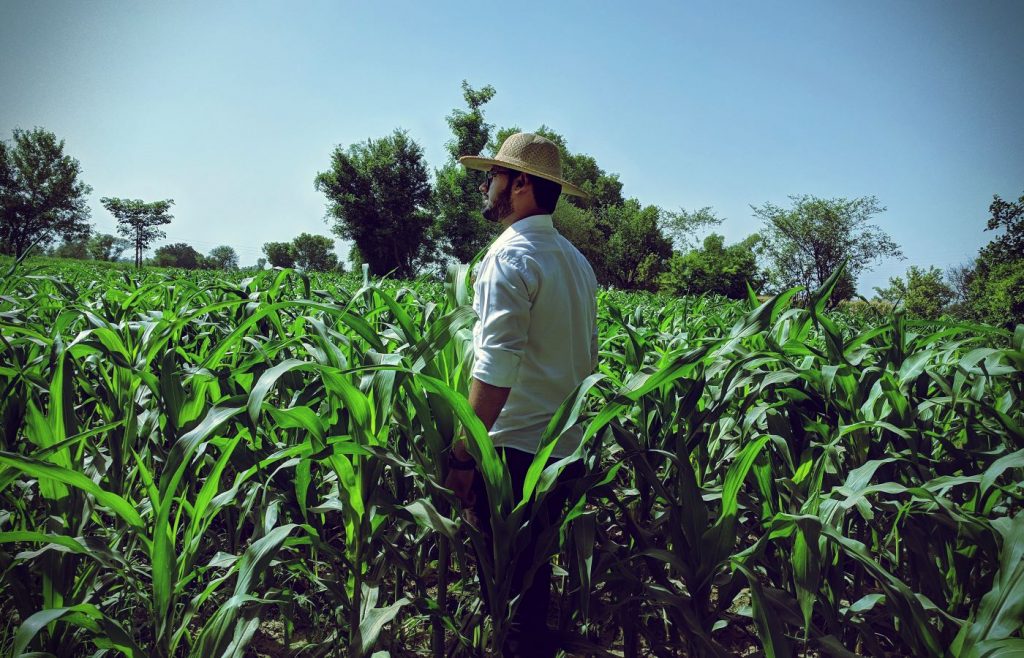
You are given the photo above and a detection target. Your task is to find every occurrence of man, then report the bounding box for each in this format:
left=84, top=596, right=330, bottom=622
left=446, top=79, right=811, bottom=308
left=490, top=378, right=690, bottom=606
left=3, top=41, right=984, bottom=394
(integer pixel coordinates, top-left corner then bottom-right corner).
left=445, top=132, right=599, bottom=657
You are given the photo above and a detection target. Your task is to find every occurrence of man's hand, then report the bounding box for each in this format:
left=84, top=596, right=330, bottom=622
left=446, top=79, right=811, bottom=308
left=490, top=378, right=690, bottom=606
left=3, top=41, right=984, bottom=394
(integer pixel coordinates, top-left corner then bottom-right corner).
left=445, top=467, right=476, bottom=507
left=445, top=439, right=477, bottom=506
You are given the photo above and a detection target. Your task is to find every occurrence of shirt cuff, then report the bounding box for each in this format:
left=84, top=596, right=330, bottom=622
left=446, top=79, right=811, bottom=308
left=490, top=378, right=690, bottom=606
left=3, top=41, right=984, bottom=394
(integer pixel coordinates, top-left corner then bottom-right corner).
left=472, top=347, right=521, bottom=388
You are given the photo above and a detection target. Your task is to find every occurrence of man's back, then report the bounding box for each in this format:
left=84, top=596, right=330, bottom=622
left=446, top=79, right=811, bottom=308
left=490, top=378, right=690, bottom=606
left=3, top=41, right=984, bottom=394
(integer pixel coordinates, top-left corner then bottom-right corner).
left=472, top=213, right=598, bottom=458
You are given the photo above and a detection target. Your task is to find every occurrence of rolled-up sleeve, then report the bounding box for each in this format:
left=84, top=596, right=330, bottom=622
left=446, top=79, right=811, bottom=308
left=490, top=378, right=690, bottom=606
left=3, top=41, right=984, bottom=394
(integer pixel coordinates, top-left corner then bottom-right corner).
left=472, top=252, right=533, bottom=388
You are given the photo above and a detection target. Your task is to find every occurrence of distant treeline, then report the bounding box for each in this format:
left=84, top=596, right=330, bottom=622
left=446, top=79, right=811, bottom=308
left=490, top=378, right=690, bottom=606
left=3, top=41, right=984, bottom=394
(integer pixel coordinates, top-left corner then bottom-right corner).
left=1, top=82, right=1020, bottom=326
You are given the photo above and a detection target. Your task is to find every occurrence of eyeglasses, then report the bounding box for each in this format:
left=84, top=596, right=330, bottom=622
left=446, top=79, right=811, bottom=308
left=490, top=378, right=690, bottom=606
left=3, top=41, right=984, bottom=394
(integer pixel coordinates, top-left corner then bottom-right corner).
left=485, top=168, right=514, bottom=187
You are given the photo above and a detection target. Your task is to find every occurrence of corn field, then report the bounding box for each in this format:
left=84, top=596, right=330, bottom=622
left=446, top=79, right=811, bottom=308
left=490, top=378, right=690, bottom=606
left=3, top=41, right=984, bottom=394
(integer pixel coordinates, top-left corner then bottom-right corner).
left=0, top=258, right=1021, bottom=657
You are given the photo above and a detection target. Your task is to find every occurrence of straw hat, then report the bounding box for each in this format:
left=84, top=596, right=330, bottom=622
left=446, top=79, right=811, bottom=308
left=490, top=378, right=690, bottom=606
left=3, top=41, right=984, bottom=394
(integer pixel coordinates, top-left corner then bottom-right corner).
left=459, top=132, right=587, bottom=198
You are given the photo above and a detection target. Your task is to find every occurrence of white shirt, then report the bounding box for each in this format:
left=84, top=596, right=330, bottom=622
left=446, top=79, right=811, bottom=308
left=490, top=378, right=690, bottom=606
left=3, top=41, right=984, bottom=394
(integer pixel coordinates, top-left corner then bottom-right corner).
left=472, top=214, right=598, bottom=458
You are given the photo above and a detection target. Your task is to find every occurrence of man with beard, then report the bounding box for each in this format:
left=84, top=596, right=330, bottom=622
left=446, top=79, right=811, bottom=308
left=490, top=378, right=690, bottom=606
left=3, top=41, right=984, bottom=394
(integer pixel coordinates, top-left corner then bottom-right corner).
left=444, top=132, right=598, bottom=657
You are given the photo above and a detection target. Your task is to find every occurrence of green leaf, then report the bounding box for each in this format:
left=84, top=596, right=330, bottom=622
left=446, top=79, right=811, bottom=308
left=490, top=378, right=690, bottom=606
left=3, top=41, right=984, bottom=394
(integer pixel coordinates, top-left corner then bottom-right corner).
left=0, top=453, right=143, bottom=530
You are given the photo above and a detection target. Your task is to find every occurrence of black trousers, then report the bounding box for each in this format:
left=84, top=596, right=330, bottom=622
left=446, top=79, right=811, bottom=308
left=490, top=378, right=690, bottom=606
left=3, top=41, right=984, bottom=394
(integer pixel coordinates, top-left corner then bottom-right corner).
left=469, top=447, right=584, bottom=657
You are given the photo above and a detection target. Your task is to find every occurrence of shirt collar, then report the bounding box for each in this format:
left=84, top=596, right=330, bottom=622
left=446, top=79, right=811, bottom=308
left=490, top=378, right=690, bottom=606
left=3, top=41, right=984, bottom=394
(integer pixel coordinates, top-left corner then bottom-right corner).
left=493, top=214, right=554, bottom=248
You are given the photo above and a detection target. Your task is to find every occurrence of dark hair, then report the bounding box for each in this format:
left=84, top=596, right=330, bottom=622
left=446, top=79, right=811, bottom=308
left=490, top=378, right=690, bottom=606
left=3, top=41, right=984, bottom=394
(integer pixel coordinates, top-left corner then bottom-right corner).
left=525, top=173, right=562, bottom=213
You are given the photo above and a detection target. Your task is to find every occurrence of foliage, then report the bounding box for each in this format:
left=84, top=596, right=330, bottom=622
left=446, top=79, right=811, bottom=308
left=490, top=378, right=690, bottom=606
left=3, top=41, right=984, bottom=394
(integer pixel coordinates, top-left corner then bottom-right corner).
left=429, top=81, right=499, bottom=264
left=752, top=194, right=903, bottom=305
left=661, top=206, right=724, bottom=251
left=101, top=196, right=174, bottom=268
left=967, top=190, right=1024, bottom=327
left=88, top=233, right=131, bottom=262
left=0, top=259, right=1020, bottom=657
left=50, top=235, right=91, bottom=260
left=874, top=265, right=954, bottom=320
left=0, top=259, right=1019, bottom=658
left=206, top=245, right=239, bottom=270
left=262, top=240, right=296, bottom=268
left=152, top=242, right=204, bottom=269
left=600, top=199, right=673, bottom=290
left=660, top=232, right=763, bottom=298
left=291, top=232, right=339, bottom=272
left=945, top=260, right=975, bottom=318
left=315, top=129, right=433, bottom=278
left=551, top=198, right=604, bottom=271
left=0, top=127, right=93, bottom=257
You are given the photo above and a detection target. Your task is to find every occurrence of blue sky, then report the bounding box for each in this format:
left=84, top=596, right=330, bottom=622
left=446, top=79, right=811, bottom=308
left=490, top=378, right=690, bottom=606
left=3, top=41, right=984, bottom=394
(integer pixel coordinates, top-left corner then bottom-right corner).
left=2, top=1, right=1022, bottom=293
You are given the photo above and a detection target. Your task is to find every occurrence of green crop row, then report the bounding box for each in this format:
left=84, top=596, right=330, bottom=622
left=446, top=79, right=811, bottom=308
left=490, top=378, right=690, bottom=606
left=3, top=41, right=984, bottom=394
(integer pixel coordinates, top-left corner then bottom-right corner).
left=0, top=260, right=1021, bottom=657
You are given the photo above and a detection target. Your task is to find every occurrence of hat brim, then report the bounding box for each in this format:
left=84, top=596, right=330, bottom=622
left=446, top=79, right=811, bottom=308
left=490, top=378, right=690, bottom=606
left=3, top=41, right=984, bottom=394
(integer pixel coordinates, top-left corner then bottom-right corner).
left=459, top=155, right=588, bottom=198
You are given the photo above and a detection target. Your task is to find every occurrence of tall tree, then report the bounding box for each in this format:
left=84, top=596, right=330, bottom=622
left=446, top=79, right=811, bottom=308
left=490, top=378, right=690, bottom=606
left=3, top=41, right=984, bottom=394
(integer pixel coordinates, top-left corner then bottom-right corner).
left=0, top=127, right=93, bottom=257
left=431, top=81, right=500, bottom=263
left=751, top=194, right=903, bottom=304
left=315, top=129, right=432, bottom=278
left=207, top=245, right=239, bottom=270
left=600, top=199, right=673, bottom=290
left=291, top=233, right=338, bottom=272
left=101, top=197, right=174, bottom=268
left=966, top=190, right=1024, bottom=327
left=88, top=233, right=131, bottom=261
left=263, top=241, right=296, bottom=268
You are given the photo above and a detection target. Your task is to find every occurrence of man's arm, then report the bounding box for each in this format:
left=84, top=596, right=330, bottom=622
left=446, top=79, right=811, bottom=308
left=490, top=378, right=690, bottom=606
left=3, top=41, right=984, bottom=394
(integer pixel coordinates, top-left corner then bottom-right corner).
left=452, top=377, right=510, bottom=461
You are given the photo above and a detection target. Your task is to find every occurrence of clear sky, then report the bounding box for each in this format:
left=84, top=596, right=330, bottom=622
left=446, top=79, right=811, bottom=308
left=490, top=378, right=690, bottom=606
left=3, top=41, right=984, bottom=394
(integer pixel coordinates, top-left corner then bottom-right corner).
left=2, top=1, right=1022, bottom=292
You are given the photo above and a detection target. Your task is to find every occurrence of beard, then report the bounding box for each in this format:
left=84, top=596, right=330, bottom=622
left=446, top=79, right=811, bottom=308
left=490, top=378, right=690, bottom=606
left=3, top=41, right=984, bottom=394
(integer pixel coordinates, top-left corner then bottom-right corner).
left=482, top=185, right=513, bottom=223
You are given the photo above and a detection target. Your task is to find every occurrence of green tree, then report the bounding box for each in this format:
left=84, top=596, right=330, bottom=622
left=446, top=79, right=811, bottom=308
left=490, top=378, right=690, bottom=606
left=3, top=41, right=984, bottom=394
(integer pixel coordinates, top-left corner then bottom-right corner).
left=0, top=127, right=93, bottom=257
left=430, top=82, right=499, bottom=264
left=661, top=206, right=724, bottom=252
left=153, top=242, right=203, bottom=269
left=88, top=233, right=131, bottom=261
left=207, top=245, right=239, bottom=270
left=101, top=197, right=174, bottom=268
left=315, top=129, right=433, bottom=278
left=601, top=199, right=673, bottom=290
left=752, top=194, right=903, bottom=305
left=262, top=241, right=296, bottom=268
left=551, top=199, right=605, bottom=275
left=291, top=232, right=339, bottom=272
left=660, top=233, right=763, bottom=298
left=967, top=190, right=1024, bottom=327
left=874, top=265, right=953, bottom=320
left=51, top=236, right=91, bottom=260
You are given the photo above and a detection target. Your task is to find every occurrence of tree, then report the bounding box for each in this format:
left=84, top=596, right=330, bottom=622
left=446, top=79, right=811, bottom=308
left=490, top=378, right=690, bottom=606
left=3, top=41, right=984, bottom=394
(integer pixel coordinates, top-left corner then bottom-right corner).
left=430, top=83, right=499, bottom=264
left=661, top=206, right=724, bottom=252
left=291, top=233, right=339, bottom=272
left=660, top=233, right=763, bottom=298
left=966, top=190, right=1024, bottom=327
left=315, top=129, right=432, bottom=278
left=0, top=127, right=93, bottom=257
left=263, top=241, right=296, bottom=268
left=207, top=245, right=239, bottom=270
left=752, top=194, right=903, bottom=305
left=88, top=233, right=131, bottom=261
left=945, top=261, right=975, bottom=318
left=153, top=242, right=203, bottom=269
left=600, top=199, right=673, bottom=290
left=874, top=265, right=953, bottom=320
left=101, top=197, right=174, bottom=268
left=51, top=236, right=91, bottom=260
left=552, top=199, right=605, bottom=274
